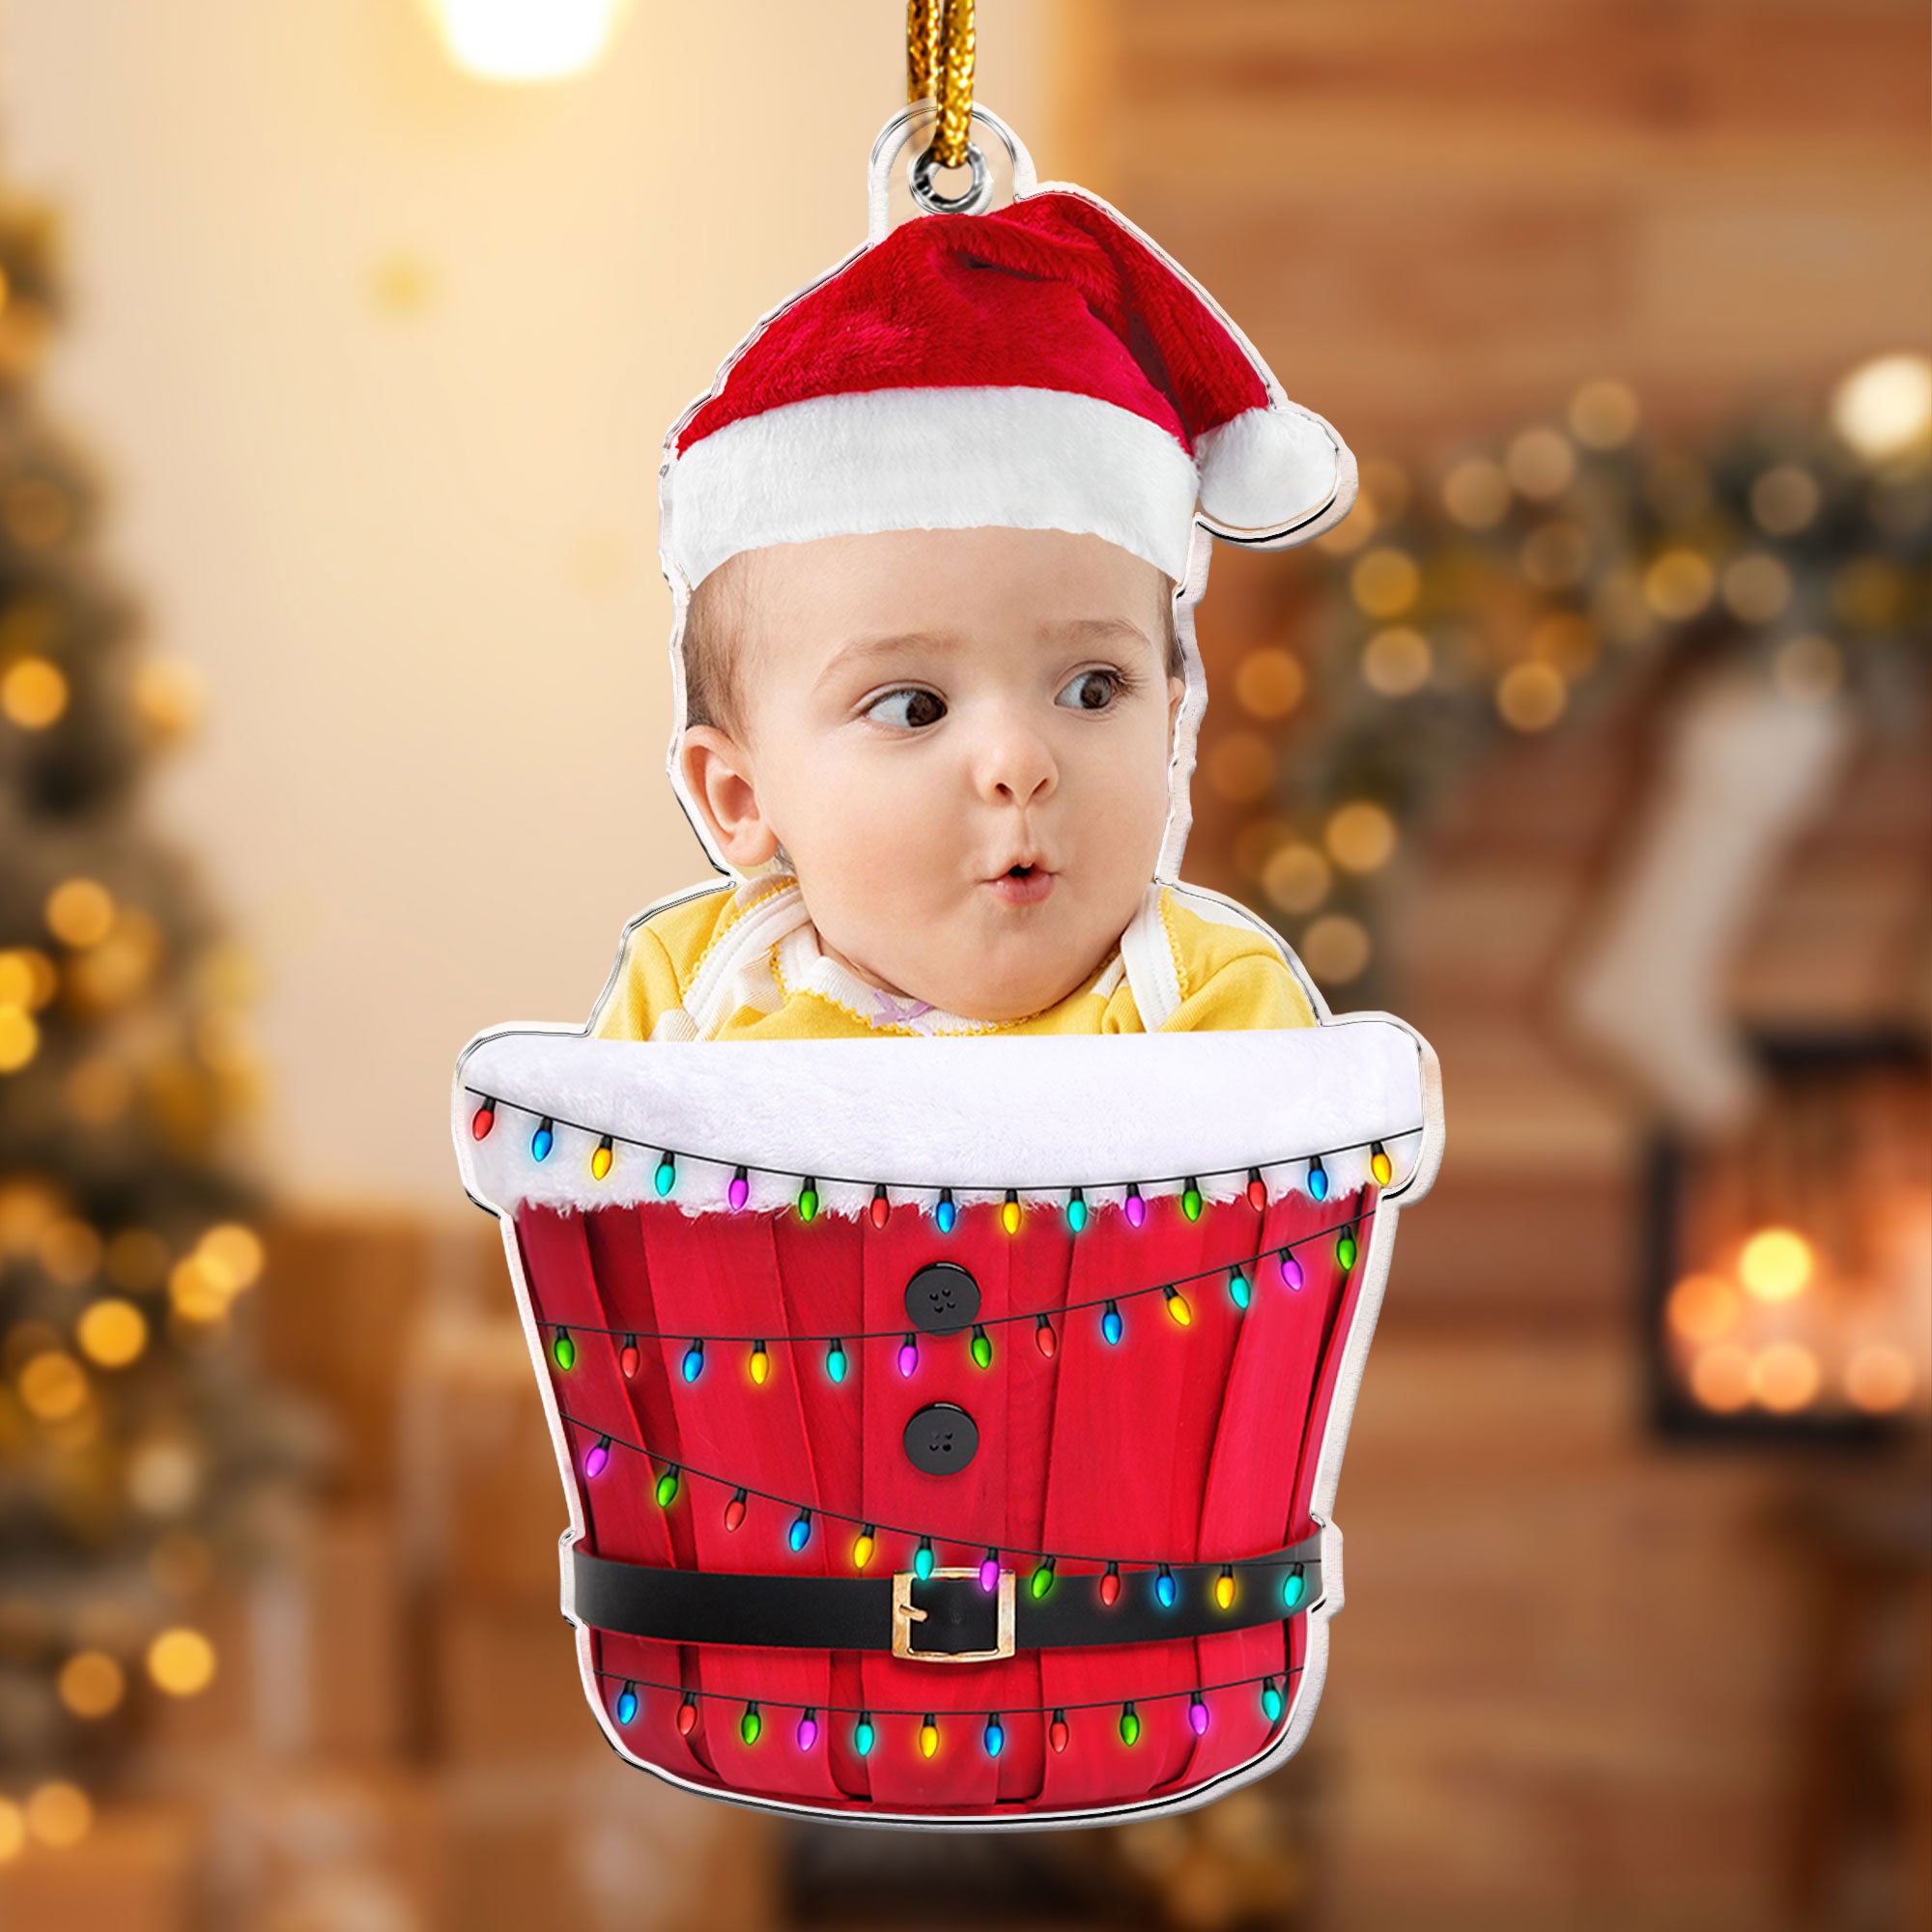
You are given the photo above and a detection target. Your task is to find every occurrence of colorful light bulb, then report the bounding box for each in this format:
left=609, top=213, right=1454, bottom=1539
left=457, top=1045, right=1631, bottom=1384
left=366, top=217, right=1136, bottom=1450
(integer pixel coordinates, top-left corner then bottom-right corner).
left=897, top=1332, right=919, bottom=1378
left=1101, top=1300, right=1123, bottom=1346
left=920, top=1714, right=939, bottom=1759
left=619, top=1333, right=639, bottom=1378
left=983, top=1714, right=1005, bottom=1758
left=681, top=1338, right=704, bottom=1383
left=615, top=1681, right=638, bottom=1725
left=1181, top=1178, right=1203, bottom=1221
left=530, top=1117, right=554, bottom=1161
left=1066, top=1187, right=1087, bottom=1233
left=676, top=1692, right=697, bottom=1736
left=740, top=1701, right=761, bottom=1747
left=914, top=1536, right=935, bottom=1581
left=788, top=1509, right=812, bottom=1553
left=552, top=1326, right=576, bottom=1371
left=935, top=1188, right=956, bottom=1235
left=1119, top=1701, right=1141, bottom=1747
left=591, top=1134, right=613, bottom=1180
left=869, top=1184, right=890, bottom=1229
left=853, top=1711, right=875, bottom=1756
left=1279, top=1248, right=1305, bottom=1291
left=470, top=1097, right=496, bottom=1140
left=653, top=1149, right=675, bottom=1196
left=1002, top=1189, right=1021, bottom=1236
left=1030, top=1556, right=1056, bottom=1601
left=749, top=1340, right=770, bottom=1385
left=1049, top=1709, right=1069, bottom=1753
left=1337, top=1222, right=1358, bottom=1271
left=1155, top=1565, right=1177, bottom=1609
left=825, top=1338, right=847, bottom=1384
left=1214, top=1565, right=1236, bottom=1610
left=1282, top=1565, right=1307, bottom=1610
left=1163, top=1286, right=1192, bottom=1326
left=1246, top=1166, right=1266, bottom=1211
left=797, top=1177, right=818, bottom=1222
left=1371, top=1139, right=1392, bottom=1186
left=1035, top=1313, right=1058, bottom=1358
left=1261, top=1678, right=1284, bottom=1723
left=584, top=1435, right=611, bottom=1479
left=1307, top=1155, right=1328, bottom=1202
left=724, top=1488, right=748, bottom=1532
left=654, top=1463, right=680, bottom=1508
left=980, top=1548, right=1000, bottom=1592
left=1229, top=1268, right=1251, bottom=1311
left=1099, top=1562, right=1121, bottom=1607
left=1124, top=1183, right=1146, bottom=1228
left=728, top=1165, right=750, bottom=1210
left=796, top=1707, right=818, bottom=1749
left=852, top=1524, right=876, bottom=1569
left=970, top=1323, right=992, bottom=1370
left=1188, top=1693, right=1209, bottom=1737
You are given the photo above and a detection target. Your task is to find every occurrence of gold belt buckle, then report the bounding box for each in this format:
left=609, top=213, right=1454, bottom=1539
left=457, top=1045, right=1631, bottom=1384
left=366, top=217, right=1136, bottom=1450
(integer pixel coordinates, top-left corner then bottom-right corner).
left=891, top=1567, right=1016, bottom=1662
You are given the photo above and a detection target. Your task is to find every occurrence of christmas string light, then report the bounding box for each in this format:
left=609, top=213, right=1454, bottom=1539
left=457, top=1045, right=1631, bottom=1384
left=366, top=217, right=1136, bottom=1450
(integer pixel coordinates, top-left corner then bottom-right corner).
left=1282, top=1565, right=1307, bottom=1610
left=619, top=1334, right=639, bottom=1378
left=825, top=1338, right=847, bottom=1383
left=1002, top=1189, right=1021, bottom=1235
left=897, top=1333, right=919, bottom=1378
left=984, top=1713, right=1005, bottom=1757
left=740, top=1701, right=761, bottom=1746
left=1100, top=1562, right=1121, bottom=1606
left=584, top=1435, right=611, bottom=1479
left=1162, top=1285, right=1192, bottom=1326
left=1229, top=1266, right=1251, bottom=1311
left=1119, top=1701, right=1141, bottom=1746
left=749, top=1340, right=770, bottom=1385
left=920, top=1714, right=940, bottom=1759
left=979, top=1547, right=1000, bottom=1592
left=1215, top=1565, right=1236, bottom=1610
left=1337, top=1219, right=1358, bottom=1271
left=1155, top=1564, right=1177, bottom=1609
left=788, top=1508, right=813, bottom=1553
left=852, top=1524, right=876, bottom=1568
left=598, top=1662, right=1304, bottom=1732
left=562, top=1414, right=1326, bottom=1573
left=464, top=1088, right=1416, bottom=1213
left=970, top=1322, right=993, bottom=1369
left=1101, top=1299, right=1123, bottom=1346
left=615, top=1681, right=638, bottom=1723
left=591, top=1134, right=613, bottom=1180
left=531, top=1208, right=1378, bottom=1354
left=552, top=1326, right=576, bottom=1371
left=681, top=1339, right=704, bottom=1383
left=870, top=1185, right=891, bottom=1229
left=796, top=1707, right=818, bottom=1749
left=1035, top=1314, right=1056, bottom=1358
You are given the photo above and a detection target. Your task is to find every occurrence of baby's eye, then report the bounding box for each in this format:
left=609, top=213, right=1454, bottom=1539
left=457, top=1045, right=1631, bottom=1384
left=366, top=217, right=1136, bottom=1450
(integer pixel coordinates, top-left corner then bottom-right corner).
left=1056, top=668, right=1123, bottom=712
left=865, top=686, right=947, bottom=729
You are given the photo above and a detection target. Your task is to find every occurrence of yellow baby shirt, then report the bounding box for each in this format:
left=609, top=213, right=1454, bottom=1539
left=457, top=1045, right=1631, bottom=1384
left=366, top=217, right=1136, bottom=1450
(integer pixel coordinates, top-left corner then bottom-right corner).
left=587, top=874, right=1318, bottom=1040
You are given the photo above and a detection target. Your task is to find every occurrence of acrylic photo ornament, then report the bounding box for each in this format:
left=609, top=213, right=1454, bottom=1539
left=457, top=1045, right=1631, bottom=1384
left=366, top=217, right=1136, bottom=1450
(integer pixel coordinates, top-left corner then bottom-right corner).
left=452, top=104, right=1444, bottom=1829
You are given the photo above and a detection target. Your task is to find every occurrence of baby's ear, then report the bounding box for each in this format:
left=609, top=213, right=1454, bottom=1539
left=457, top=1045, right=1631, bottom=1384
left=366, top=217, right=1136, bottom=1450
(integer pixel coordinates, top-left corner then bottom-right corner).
left=680, top=726, right=780, bottom=867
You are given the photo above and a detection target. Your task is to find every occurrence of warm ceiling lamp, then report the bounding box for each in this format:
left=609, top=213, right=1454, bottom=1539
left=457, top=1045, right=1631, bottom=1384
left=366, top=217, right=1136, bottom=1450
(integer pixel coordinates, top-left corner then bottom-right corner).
left=427, top=0, right=631, bottom=82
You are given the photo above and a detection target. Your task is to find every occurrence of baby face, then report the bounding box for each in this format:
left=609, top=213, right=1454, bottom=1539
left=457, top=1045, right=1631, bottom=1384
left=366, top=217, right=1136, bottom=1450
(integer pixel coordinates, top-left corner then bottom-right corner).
left=679, top=526, right=1184, bottom=1022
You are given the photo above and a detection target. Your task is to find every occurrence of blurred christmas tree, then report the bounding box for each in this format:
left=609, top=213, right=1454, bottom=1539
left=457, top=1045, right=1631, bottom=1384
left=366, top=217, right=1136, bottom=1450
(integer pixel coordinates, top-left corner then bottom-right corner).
left=0, top=179, right=303, bottom=1850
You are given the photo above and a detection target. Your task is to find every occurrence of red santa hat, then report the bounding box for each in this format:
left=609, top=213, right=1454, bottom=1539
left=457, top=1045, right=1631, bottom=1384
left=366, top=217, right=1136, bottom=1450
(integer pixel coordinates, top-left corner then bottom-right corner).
left=660, top=187, right=1356, bottom=590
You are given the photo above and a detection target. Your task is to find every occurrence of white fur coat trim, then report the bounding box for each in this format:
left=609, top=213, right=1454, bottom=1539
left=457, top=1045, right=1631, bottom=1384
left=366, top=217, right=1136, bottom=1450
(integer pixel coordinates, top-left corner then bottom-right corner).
left=454, top=1022, right=1437, bottom=1221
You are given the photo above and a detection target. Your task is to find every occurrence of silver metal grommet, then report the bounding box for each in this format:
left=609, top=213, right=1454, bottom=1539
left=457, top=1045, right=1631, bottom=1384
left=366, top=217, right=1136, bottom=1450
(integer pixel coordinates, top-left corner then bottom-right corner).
left=910, top=139, right=990, bottom=214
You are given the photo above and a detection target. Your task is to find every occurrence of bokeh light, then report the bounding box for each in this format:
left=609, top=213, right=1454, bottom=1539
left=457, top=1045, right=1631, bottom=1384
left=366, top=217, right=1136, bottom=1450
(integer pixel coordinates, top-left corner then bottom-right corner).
left=145, top=1627, right=216, bottom=1697
left=1738, top=1227, right=1813, bottom=1302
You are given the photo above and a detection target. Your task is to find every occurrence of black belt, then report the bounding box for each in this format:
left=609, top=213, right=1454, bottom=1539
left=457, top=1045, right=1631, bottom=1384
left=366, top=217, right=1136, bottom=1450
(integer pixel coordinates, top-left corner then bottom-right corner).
left=568, top=1533, right=1322, bottom=1662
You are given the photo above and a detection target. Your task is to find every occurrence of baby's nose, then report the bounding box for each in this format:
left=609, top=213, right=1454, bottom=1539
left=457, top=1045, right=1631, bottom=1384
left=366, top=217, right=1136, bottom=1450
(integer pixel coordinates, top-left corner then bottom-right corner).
left=976, top=719, right=1057, bottom=805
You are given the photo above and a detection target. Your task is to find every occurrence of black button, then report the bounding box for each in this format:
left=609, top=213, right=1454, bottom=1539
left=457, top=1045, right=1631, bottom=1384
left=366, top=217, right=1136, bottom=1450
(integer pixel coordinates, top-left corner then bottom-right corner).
left=905, top=1262, right=980, bottom=1336
left=903, top=1402, right=979, bottom=1476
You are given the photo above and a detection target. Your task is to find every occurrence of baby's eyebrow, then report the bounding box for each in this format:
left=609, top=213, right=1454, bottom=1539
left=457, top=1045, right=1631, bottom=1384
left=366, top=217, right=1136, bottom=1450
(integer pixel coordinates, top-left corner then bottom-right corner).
left=1037, top=615, right=1158, bottom=652
left=817, top=630, right=957, bottom=687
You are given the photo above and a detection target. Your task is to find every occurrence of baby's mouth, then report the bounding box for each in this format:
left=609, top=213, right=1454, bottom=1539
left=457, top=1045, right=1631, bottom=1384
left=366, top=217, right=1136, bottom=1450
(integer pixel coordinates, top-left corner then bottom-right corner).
left=987, top=863, right=1056, bottom=907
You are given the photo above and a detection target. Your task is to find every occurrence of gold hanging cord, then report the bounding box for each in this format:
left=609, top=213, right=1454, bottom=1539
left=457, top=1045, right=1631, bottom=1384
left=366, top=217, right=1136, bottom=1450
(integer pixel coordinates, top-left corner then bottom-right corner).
left=907, top=0, right=977, bottom=169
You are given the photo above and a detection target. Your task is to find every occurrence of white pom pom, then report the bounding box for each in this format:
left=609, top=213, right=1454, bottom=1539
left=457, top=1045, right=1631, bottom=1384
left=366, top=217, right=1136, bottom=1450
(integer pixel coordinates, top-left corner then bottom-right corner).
left=1194, top=405, right=1356, bottom=545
